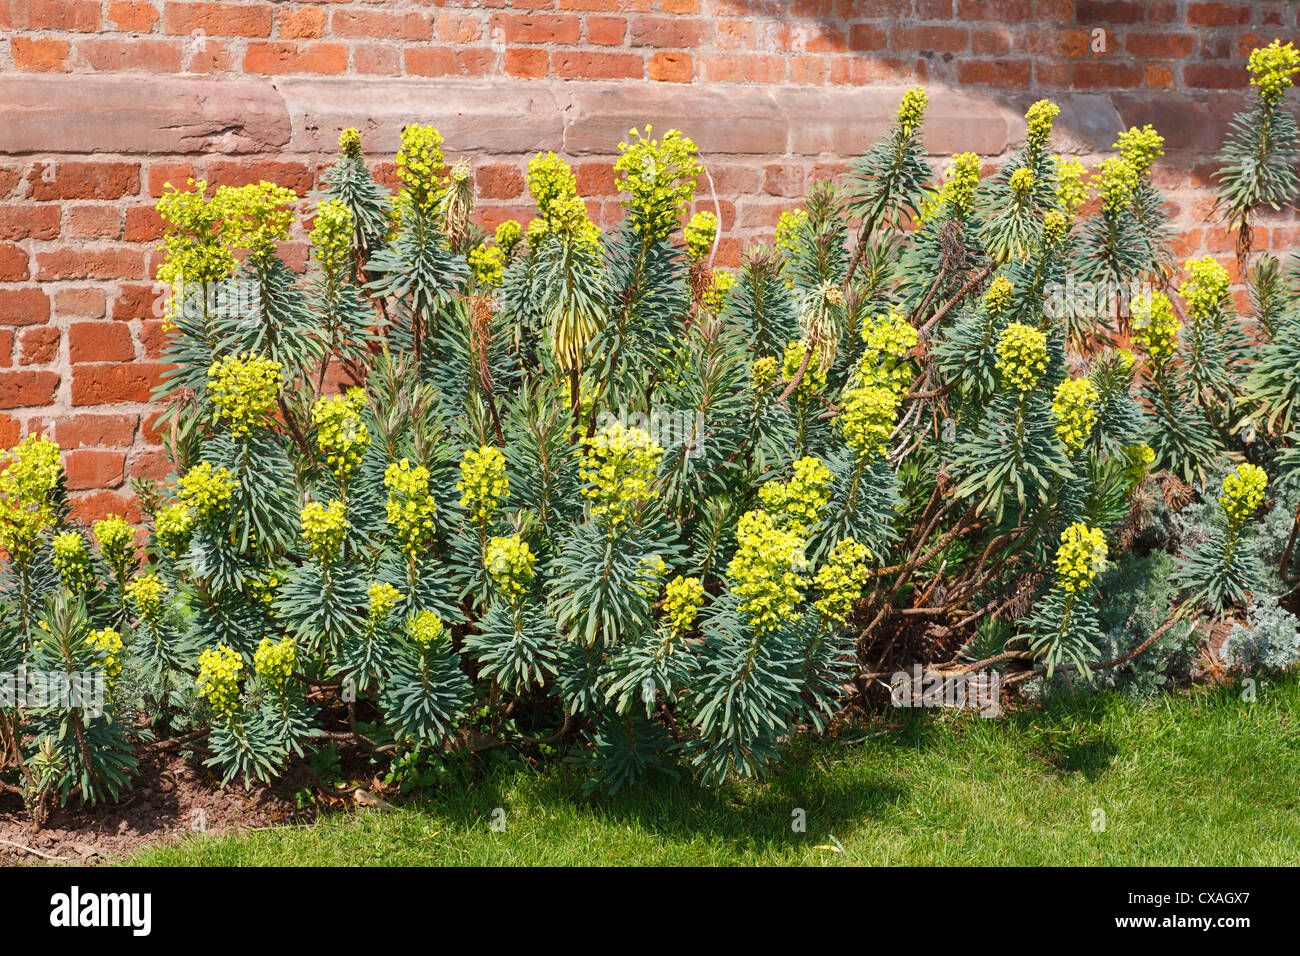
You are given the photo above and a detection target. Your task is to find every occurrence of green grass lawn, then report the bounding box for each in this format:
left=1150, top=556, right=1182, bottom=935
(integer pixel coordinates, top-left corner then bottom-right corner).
left=133, top=674, right=1300, bottom=866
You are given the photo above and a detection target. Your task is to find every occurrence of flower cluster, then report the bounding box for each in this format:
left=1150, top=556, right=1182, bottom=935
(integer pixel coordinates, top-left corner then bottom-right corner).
left=728, top=509, right=807, bottom=635
left=220, top=181, right=298, bottom=263
left=0, top=434, right=62, bottom=564
left=896, top=86, right=928, bottom=138
left=684, top=210, right=717, bottom=261
left=775, top=208, right=808, bottom=263
left=813, top=538, right=872, bottom=625
left=384, top=459, right=438, bottom=557
left=985, top=275, right=1014, bottom=315
left=1220, top=463, right=1267, bottom=528
left=469, top=243, right=506, bottom=289
left=1115, top=124, right=1164, bottom=176
left=945, top=152, right=982, bottom=214
left=752, top=356, right=778, bottom=392
left=155, top=179, right=238, bottom=298
left=758, top=456, right=833, bottom=533
left=486, top=534, right=535, bottom=599
left=52, top=532, right=93, bottom=593
left=458, top=445, right=509, bottom=525
left=781, top=339, right=826, bottom=396
left=208, top=352, right=283, bottom=439
left=126, top=573, right=166, bottom=623
left=1121, top=442, right=1155, bottom=487
left=1054, top=157, right=1088, bottom=217
left=407, top=610, right=445, bottom=648
left=178, top=462, right=238, bottom=524
left=311, top=198, right=354, bottom=275
left=1051, top=377, right=1099, bottom=453
left=663, top=574, right=705, bottom=635
left=338, top=127, right=362, bottom=158
left=1248, top=39, right=1300, bottom=106
left=89, top=628, right=124, bottom=684
left=154, top=502, right=194, bottom=556
left=394, top=123, right=445, bottom=219
left=496, top=219, right=522, bottom=255
left=367, top=581, right=403, bottom=623
left=311, top=389, right=370, bottom=487
left=1179, top=256, right=1230, bottom=318
left=1097, top=157, right=1138, bottom=213
left=1025, top=99, right=1060, bottom=149
left=614, top=126, right=703, bottom=243
left=702, top=269, right=735, bottom=314
left=1055, top=523, right=1107, bottom=594
left=300, top=499, right=348, bottom=563
left=197, top=643, right=243, bottom=718
left=1042, top=210, right=1070, bottom=245
left=1009, top=167, right=1035, bottom=203
left=527, top=152, right=599, bottom=246
left=839, top=384, right=899, bottom=459
left=995, top=322, right=1048, bottom=393
left=1130, top=291, right=1180, bottom=361
left=860, top=307, right=918, bottom=392
left=580, top=424, right=662, bottom=529
left=254, top=635, right=296, bottom=694
left=93, top=514, right=135, bottom=568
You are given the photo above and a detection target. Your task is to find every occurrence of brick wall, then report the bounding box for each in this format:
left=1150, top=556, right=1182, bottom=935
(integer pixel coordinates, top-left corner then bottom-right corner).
left=1, top=0, right=1298, bottom=518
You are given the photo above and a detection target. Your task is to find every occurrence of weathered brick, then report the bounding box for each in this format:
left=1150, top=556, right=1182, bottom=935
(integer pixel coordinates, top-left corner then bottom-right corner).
left=28, top=162, right=140, bottom=201
left=243, top=41, right=349, bottom=75
left=278, top=6, right=326, bottom=39
left=36, top=248, right=145, bottom=281
left=554, top=51, right=643, bottom=79
left=70, top=322, right=135, bottom=363
left=163, top=1, right=272, bottom=37
left=332, top=9, right=432, bottom=42
left=494, top=13, right=582, bottom=45
left=0, top=205, right=60, bottom=241
left=1186, top=3, right=1251, bottom=27
left=77, top=37, right=185, bottom=72
left=585, top=16, right=626, bottom=46
left=65, top=450, right=127, bottom=489
left=10, top=37, right=72, bottom=71
left=0, top=288, right=50, bottom=326
left=106, top=1, right=160, bottom=33
left=0, top=370, right=59, bottom=408
left=0, top=245, right=31, bottom=282
left=65, top=204, right=122, bottom=240
left=648, top=50, right=692, bottom=83
left=19, top=327, right=59, bottom=365
left=504, top=48, right=549, bottom=78
left=71, top=363, right=166, bottom=405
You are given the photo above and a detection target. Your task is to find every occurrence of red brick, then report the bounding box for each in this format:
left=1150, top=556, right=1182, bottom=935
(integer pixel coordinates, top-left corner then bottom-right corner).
left=1073, top=0, right=1143, bottom=22
left=554, top=50, right=642, bottom=79
left=71, top=363, right=167, bottom=405
left=185, top=36, right=234, bottom=72
left=0, top=330, right=11, bottom=368
left=0, top=205, right=60, bottom=241
left=332, top=9, right=431, bottom=42
left=112, top=284, right=160, bottom=321
left=956, top=0, right=1032, bottom=20
left=1187, top=3, right=1250, bottom=26
left=27, top=0, right=101, bottom=30
left=70, top=323, right=135, bottom=363
left=700, top=54, right=785, bottom=83
left=0, top=370, right=59, bottom=408
left=788, top=54, right=827, bottom=85
left=28, top=162, right=140, bottom=201
left=125, top=206, right=165, bottom=241
left=848, top=24, right=886, bottom=51
left=205, top=160, right=312, bottom=195
left=70, top=490, right=142, bottom=525
left=648, top=50, right=692, bottom=82
left=629, top=15, right=706, bottom=48
left=958, top=58, right=1032, bottom=86
left=128, top=447, right=172, bottom=482
left=476, top=164, right=525, bottom=200
left=36, top=248, right=145, bottom=281
left=971, top=28, right=1013, bottom=56
left=1125, top=32, right=1196, bottom=58
left=0, top=414, right=19, bottom=447
left=163, top=1, right=272, bottom=37
left=1071, top=61, right=1143, bottom=88
left=890, top=25, right=969, bottom=55
left=0, top=168, right=20, bottom=201
left=139, top=319, right=168, bottom=358
left=494, top=13, right=582, bottom=44
left=106, top=1, right=160, bottom=32
left=54, top=288, right=107, bottom=320
left=505, top=48, right=549, bottom=78
left=585, top=15, right=626, bottom=45
left=1184, top=63, right=1249, bottom=89
left=65, top=450, right=127, bottom=490
left=19, top=327, right=59, bottom=365
left=278, top=6, right=326, bottom=39
left=0, top=289, right=50, bottom=326
left=354, top=43, right=401, bottom=75
left=1144, top=63, right=1174, bottom=88
left=77, top=36, right=184, bottom=72
left=10, top=37, right=71, bottom=71
left=65, top=205, right=121, bottom=240
left=0, top=245, right=30, bottom=282
left=436, top=12, right=483, bottom=43
left=243, top=41, right=348, bottom=75
left=55, top=414, right=139, bottom=450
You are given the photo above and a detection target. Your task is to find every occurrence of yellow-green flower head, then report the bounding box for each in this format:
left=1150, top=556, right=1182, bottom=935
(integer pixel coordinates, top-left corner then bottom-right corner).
left=1130, top=291, right=1180, bottom=360
left=813, top=537, right=872, bottom=625
left=247, top=567, right=281, bottom=610
left=1097, top=156, right=1139, bottom=213
left=995, top=322, right=1049, bottom=393
left=126, top=572, right=166, bottom=623
left=155, top=179, right=238, bottom=300
left=1, top=433, right=62, bottom=503
left=486, top=533, right=535, bottom=599
left=1179, top=256, right=1230, bottom=318
left=752, top=356, right=779, bottom=392
left=311, top=391, right=370, bottom=487
left=51, top=531, right=93, bottom=593
left=614, top=125, right=703, bottom=243
left=1042, top=210, right=1070, bottom=245
left=89, top=628, right=124, bottom=685
left=196, top=643, right=243, bottom=718
left=1054, top=156, right=1088, bottom=218
left=367, top=581, right=403, bottom=623
left=781, top=339, right=826, bottom=396
left=684, top=210, right=718, bottom=261
left=663, top=574, right=705, bottom=635
left=1116, top=348, right=1136, bottom=372
left=758, top=456, right=833, bottom=533
left=775, top=208, right=808, bottom=262
left=253, top=635, right=296, bottom=694
left=311, top=198, right=354, bottom=273
left=862, top=306, right=919, bottom=362
left=1121, top=442, right=1155, bottom=486
left=495, top=219, right=523, bottom=256
left=395, top=123, right=446, bottom=217
left=300, top=499, right=347, bottom=563
left=469, top=243, right=506, bottom=290
left=528, top=151, right=580, bottom=220
left=1051, top=377, right=1099, bottom=453
left=1248, top=39, right=1300, bottom=106
left=154, top=502, right=193, bottom=556
left=1055, top=523, right=1107, bottom=594
left=1220, top=463, right=1267, bottom=527
left=407, top=610, right=445, bottom=648
left=92, top=514, right=135, bottom=567
left=217, top=181, right=298, bottom=263
left=384, top=458, right=438, bottom=557
left=1114, top=124, right=1164, bottom=177
left=702, top=269, right=735, bottom=314
left=580, top=423, right=663, bottom=529
left=208, top=352, right=282, bottom=439
left=1009, top=167, right=1035, bottom=203
left=946, top=152, right=982, bottom=212
left=338, top=127, right=362, bottom=158
left=840, top=384, right=899, bottom=459
left=1025, top=99, right=1060, bottom=149
left=727, top=508, right=808, bottom=636
left=457, top=445, right=509, bottom=525
left=985, top=275, right=1015, bottom=316
left=896, top=86, right=928, bottom=138
left=178, top=462, right=238, bottom=525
